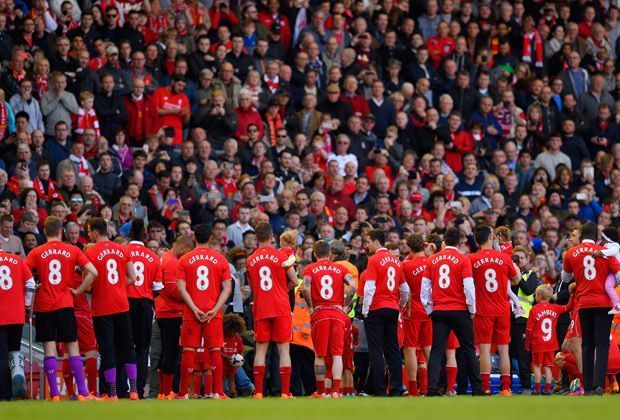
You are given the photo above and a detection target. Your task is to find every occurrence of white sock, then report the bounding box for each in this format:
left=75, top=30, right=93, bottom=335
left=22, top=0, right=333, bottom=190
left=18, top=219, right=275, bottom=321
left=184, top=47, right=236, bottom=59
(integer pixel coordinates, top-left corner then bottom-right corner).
left=9, top=352, right=25, bottom=379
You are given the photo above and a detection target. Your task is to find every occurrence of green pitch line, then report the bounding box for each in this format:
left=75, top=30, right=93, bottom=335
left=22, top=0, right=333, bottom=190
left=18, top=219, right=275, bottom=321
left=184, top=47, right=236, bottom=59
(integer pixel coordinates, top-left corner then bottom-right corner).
left=1, top=395, right=618, bottom=420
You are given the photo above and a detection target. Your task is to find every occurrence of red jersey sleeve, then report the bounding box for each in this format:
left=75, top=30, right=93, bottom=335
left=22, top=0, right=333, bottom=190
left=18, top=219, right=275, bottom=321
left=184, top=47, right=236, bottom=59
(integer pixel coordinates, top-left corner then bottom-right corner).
left=562, top=252, right=574, bottom=273
left=75, top=248, right=90, bottom=268
left=461, top=256, right=473, bottom=279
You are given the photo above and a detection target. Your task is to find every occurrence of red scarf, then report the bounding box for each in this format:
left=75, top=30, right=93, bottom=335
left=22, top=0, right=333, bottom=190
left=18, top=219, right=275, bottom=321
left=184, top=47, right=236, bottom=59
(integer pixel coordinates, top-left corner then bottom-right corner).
left=33, top=177, right=59, bottom=202
left=522, top=31, right=543, bottom=66
left=36, top=75, right=48, bottom=98
left=0, top=103, right=7, bottom=140
left=264, top=75, right=279, bottom=93
left=266, top=112, right=282, bottom=146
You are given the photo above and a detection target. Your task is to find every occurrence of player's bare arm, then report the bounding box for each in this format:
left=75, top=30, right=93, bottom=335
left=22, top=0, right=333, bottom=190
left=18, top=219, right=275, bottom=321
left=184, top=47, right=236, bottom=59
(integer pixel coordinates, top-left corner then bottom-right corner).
left=302, top=275, right=313, bottom=309
left=70, top=264, right=98, bottom=296
left=177, top=279, right=206, bottom=321
left=126, top=261, right=136, bottom=286
left=286, top=266, right=298, bottom=289
left=204, top=279, right=233, bottom=323
left=510, top=267, right=522, bottom=285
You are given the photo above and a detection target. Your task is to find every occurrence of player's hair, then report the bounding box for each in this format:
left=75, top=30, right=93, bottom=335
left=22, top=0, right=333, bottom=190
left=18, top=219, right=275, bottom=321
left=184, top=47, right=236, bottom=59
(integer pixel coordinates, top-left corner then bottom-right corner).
left=279, top=229, right=297, bottom=247
left=194, top=224, right=211, bottom=244
left=114, top=237, right=129, bottom=245
left=494, top=225, right=511, bottom=241
left=88, top=217, right=108, bottom=237
left=535, top=284, right=553, bottom=302
left=129, top=218, right=146, bottom=242
left=425, top=233, right=443, bottom=253
left=367, top=229, right=385, bottom=246
left=223, top=313, right=246, bottom=335
left=386, top=242, right=399, bottom=251
left=444, top=227, right=461, bottom=247
left=580, top=221, right=598, bottom=242
left=474, top=225, right=493, bottom=246
left=313, top=240, right=331, bottom=258
left=255, top=222, right=273, bottom=243
left=406, top=233, right=425, bottom=253
left=43, top=215, right=63, bottom=237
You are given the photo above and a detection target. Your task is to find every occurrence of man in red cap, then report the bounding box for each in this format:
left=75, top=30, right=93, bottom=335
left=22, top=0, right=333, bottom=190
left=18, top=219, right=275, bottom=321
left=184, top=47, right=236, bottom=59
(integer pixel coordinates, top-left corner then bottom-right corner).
left=411, top=192, right=432, bottom=222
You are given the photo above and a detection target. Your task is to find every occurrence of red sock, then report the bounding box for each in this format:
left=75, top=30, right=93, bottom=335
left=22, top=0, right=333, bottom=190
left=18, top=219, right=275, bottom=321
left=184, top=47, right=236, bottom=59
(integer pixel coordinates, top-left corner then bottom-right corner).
left=63, top=359, right=75, bottom=397
left=332, top=379, right=341, bottom=394
left=179, top=350, right=195, bottom=397
left=280, top=366, right=292, bottom=396
left=162, top=373, right=174, bottom=395
left=343, top=386, right=352, bottom=395
left=534, top=382, right=541, bottom=393
left=316, top=380, right=325, bottom=394
left=209, top=350, right=223, bottom=395
left=481, top=373, right=490, bottom=392
left=544, top=382, right=551, bottom=392
left=408, top=380, right=419, bottom=396
left=418, top=367, right=428, bottom=395
left=204, top=373, right=213, bottom=395
left=501, top=374, right=511, bottom=391
left=158, top=371, right=163, bottom=394
left=85, top=358, right=97, bottom=394
left=254, top=365, right=265, bottom=395
left=193, top=372, right=202, bottom=396
left=446, top=367, right=457, bottom=392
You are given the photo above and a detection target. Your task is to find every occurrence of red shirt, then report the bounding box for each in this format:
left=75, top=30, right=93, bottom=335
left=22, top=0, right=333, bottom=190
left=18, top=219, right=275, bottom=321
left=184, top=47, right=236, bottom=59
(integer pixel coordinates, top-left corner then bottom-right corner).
left=427, top=36, right=455, bottom=68
left=0, top=251, right=33, bottom=325
left=222, top=334, right=244, bottom=361
left=155, top=250, right=185, bottom=319
left=151, top=87, right=190, bottom=145
left=85, top=241, right=131, bottom=317
left=246, top=247, right=291, bottom=320
left=469, top=249, right=518, bottom=317
left=69, top=269, right=91, bottom=316
left=526, top=302, right=570, bottom=352
left=26, top=241, right=90, bottom=313
left=176, top=247, right=232, bottom=321
left=402, top=255, right=429, bottom=321
left=303, top=259, right=347, bottom=308
left=424, top=247, right=473, bottom=311
left=125, top=241, right=162, bottom=301
left=563, top=240, right=620, bottom=308
left=362, top=249, right=405, bottom=311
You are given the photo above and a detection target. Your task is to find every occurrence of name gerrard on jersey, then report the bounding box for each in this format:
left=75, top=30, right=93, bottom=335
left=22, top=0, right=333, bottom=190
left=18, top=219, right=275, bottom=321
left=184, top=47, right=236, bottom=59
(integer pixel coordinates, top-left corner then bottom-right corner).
left=431, top=254, right=460, bottom=265
left=248, top=253, right=280, bottom=266
left=0, top=255, right=19, bottom=265
left=188, top=253, right=221, bottom=265
left=95, top=248, right=125, bottom=261
left=409, top=264, right=427, bottom=277
left=472, top=257, right=506, bottom=269
left=571, top=246, right=595, bottom=257
left=40, top=249, right=72, bottom=259
left=379, top=255, right=401, bottom=266
left=535, top=309, right=559, bottom=321
left=311, top=264, right=343, bottom=274
left=130, top=250, right=154, bottom=262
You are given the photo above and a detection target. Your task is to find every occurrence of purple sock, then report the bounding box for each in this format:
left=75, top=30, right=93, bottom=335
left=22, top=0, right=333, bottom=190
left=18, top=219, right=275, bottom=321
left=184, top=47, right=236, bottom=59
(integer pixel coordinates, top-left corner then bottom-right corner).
left=44, top=356, right=59, bottom=397
left=69, top=356, right=89, bottom=397
left=104, top=368, right=117, bottom=397
left=125, top=364, right=137, bottom=393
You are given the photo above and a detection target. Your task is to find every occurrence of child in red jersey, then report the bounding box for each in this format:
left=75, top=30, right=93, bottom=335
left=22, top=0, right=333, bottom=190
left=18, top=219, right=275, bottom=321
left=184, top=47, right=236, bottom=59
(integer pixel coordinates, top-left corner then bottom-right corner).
left=193, top=342, right=212, bottom=398
left=494, top=226, right=514, bottom=256
left=279, top=230, right=298, bottom=268
left=221, top=314, right=245, bottom=397
left=526, top=284, right=573, bottom=395
left=342, top=317, right=358, bottom=397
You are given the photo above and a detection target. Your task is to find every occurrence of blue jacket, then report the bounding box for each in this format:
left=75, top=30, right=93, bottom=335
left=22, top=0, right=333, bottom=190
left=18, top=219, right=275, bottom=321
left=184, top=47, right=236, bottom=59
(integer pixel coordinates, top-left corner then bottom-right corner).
left=578, top=200, right=602, bottom=222
left=468, top=111, right=503, bottom=150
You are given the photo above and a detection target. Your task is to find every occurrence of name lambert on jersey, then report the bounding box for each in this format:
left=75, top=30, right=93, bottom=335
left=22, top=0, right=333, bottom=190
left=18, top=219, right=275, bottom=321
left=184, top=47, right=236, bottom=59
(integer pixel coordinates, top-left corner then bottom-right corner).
left=188, top=253, right=220, bottom=265
left=431, top=253, right=460, bottom=265
left=571, top=246, right=596, bottom=258
left=472, top=257, right=505, bottom=269
left=535, top=309, right=558, bottom=321
left=130, top=250, right=154, bottom=263
left=96, top=248, right=126, bottom=261
left=379, top=255, right=401, bottom=267
left=311, top=264, right=343, bottom=274
left=248, top=253, right=280, bottom=267
left=40, top=249, right=72, bottom=259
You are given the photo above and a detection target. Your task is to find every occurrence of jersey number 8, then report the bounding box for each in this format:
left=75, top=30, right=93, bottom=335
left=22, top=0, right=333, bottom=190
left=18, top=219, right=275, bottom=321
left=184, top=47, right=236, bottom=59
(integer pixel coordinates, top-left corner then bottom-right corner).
left=196, top=266, right=209, bottom=291
left=134, top=262, right=145, bottom=286
left=48, top=259, right=62, bottom=285
left=583, top=255, right=596, bottom=281
left=0, top=266, right=12, bottom=290
left=259, top=266, right=273, bottom=291
left=438, top=264, right=450, bottom=289
left=484, top=268, right=498, bottom=292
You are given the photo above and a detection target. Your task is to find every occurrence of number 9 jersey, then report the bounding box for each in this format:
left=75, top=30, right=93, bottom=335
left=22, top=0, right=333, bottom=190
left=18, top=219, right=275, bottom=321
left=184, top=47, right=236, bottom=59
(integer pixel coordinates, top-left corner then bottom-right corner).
left=176, top=247, right=232, bottom=320
left=246, top=247, right=292, bottom=320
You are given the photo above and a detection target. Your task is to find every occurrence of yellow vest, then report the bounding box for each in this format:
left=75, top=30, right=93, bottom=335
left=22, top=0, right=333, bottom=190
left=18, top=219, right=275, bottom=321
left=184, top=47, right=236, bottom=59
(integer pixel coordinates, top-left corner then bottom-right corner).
left=517, top=270, right=535, bottom=319
left=335, top=260, right=359, bottom=317
left=291, top=284, right=314, bottom=351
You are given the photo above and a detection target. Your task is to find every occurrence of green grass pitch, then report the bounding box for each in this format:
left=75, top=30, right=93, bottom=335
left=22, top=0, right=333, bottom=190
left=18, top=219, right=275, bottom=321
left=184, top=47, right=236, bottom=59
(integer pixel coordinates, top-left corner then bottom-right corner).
left=1, top=396, right=618, bottom=420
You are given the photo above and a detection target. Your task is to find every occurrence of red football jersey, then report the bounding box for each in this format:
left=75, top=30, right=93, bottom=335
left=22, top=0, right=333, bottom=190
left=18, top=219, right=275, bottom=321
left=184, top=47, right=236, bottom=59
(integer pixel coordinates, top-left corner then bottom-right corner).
left=0, top=251, right=33, bottom=325
left=222, top=335, right=244, bottom=360
left=246, top=247, right=291, bottom=320
left=126, top=241, right=162, bottom=301
left=69, top=268, right=91, bottom=316
left=303, top=258, right=347, bottom=308
left=155, top=250, right=184, bottom=319
left=363, top=249, right=406, bottom=311
left=176, top=247, right=232, bottom=321
left=26, top=241, right=90, bottom=313
left=563, top=240, right=620, bottom=308
left=424, top=247, right=473, bottom=311
left=85, top=241, right=132, bottom=317
left=526, top=302, right=570, bottom=352
left=469, top=249, right=518, bottom=316
left=401, top=255, right=429, bottom=320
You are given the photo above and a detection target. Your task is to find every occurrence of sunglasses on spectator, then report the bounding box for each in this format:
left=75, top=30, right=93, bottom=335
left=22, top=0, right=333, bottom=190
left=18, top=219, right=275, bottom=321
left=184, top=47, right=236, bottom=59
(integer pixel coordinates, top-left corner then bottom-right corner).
left=107, top=13, right=117, bottom=18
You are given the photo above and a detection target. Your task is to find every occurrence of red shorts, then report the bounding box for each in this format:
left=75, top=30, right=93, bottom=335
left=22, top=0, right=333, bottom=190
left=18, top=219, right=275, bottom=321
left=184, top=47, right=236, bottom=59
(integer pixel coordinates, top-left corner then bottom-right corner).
left=474, top=314, right=511, bottom=345
left=403, top=318, right=432, bottom=348
left=566, top=314, right=581, bottom=339
left=222, top=356, right=237, bottom=377
left=254, top=315, right=292, bottom=343
left=195, top=347, right=211, bottom=366
left=532, top=351, right=555, bottom=367
left=76, top=313, right=98, bottom=354
left=311, top=308, right=346, bottom=357
left=180, top=317, right=224, bottom=349
left=446, top=332, right=459, bottom=350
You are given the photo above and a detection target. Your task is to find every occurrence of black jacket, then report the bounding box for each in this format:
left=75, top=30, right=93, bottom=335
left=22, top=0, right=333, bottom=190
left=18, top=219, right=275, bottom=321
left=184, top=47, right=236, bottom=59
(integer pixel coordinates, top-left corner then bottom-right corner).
left=94, top=92, right=128, bottom=140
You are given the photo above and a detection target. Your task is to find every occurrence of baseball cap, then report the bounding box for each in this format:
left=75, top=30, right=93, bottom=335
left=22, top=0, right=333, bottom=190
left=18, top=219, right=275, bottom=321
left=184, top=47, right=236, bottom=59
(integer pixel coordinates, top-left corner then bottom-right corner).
left=105, top=45, right=119, bottom=56
left=410, top=192, right=423, bottom=203
left=270, top=23, right=281, bottom=34
left=363, top=113, right=376, bottom=121
left=500, top=64, right=514, bottom=74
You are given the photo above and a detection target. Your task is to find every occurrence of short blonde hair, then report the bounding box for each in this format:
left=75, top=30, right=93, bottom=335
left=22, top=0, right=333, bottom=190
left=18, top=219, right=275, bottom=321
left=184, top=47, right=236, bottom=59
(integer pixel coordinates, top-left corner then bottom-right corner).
left=80, top=91, right=94, bottom=102
left=280, top=229, right=297, bottom=247
left=535, top=284, right=553, bottom=302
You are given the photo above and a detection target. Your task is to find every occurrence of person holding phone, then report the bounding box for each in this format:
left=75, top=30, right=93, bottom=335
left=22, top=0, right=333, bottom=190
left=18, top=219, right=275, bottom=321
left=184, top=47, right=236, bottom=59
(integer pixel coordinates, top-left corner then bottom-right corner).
left=151, top=74, right=190, bottom=145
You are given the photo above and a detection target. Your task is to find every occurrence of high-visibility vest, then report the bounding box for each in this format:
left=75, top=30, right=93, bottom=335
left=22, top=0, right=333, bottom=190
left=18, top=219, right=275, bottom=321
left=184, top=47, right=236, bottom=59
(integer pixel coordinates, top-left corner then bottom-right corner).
left=613, top=287, right=620, bottom=346
left=291, top=284, right=314, bottom=351
left=517, top=270, right=535, bottom=319
left=335, top=260, right=359, bottom=317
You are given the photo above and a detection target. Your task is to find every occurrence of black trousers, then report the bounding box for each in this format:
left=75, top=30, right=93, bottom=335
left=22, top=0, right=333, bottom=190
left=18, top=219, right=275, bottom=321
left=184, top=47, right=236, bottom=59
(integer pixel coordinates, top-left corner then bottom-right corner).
left=93, top=311, right=137, bottom=372
left=0, top=324, right=22, bottom=400
left=129, top=298, right=153, bottom=398
left=364, top=308, right=402, bottom=396
left=353, top=352, right=370, bottom=394
left=290, top=344, right=315, bottom=396
left=509, top=320, right=531, bottom=389
left=579, top=307, right=613, bottom=391
left=157, top=317, right=182, bottom=375
left=428, top=310, right=481, bottom=395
